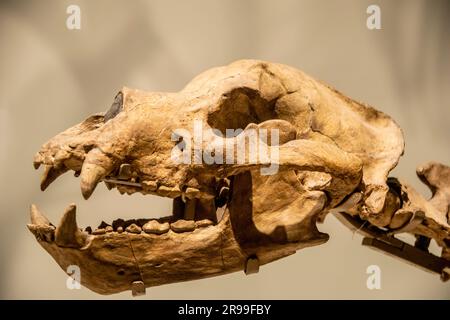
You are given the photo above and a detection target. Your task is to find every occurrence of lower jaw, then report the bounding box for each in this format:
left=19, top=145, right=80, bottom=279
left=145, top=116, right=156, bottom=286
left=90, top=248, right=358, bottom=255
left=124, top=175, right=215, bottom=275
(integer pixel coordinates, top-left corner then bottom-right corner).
left=37, top=209, right=247, bottom=295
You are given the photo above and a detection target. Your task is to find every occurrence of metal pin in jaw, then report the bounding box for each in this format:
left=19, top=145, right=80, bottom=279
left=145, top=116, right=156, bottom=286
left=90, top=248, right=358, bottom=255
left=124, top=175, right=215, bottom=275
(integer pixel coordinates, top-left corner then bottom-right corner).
left=131, top=281, right=146, bottom=297
left=103, top=178, right=142, bottom=188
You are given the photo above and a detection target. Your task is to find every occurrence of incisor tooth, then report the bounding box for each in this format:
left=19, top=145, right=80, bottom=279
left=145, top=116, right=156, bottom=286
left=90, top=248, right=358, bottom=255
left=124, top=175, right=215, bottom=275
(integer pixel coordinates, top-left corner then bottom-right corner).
left=33, top=153, right=43, bottom=169
left=55, top=204, right=86, bottom=248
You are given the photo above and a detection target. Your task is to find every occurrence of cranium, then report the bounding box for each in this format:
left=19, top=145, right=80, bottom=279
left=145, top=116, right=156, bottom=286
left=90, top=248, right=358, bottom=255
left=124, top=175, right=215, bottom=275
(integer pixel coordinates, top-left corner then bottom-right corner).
left=29, top=60, right=450, bottom=295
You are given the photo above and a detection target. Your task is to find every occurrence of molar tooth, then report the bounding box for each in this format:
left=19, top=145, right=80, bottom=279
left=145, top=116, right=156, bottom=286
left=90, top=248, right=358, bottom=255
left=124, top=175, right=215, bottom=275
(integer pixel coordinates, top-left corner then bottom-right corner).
left=185, top=187, right=200, bottom=199
left=184, top=198, right=197, bottom=220
left=142, top=180, right=158, bottom=191
left=195, top=219, right=214, bottom=228
left=143, top=220, right=170, bottom=234
left=55, top=204, right=86, bottom=248
left=105, top=226, right=113, bottom=233
left=170, top=219, right=196, bottom=233
left=93, top=228, right=106, bottom=235
left=117, top=226, right=123, bottom=233
left=126, top=223, right=142, bottom=234
left=158, top=185, right=181, bottom=198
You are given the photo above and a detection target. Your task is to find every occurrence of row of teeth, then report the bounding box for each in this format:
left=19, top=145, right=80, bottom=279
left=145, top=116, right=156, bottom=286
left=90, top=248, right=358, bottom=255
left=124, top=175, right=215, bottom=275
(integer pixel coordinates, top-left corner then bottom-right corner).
left=89, top=218, right=214, bottom=235
left=27, top=204, right=217, bottom=248
left=105, top=163, right=207, bottom=199
left=36, top=159, right=214, bottom=201
left=105, top=177, right=207, bottom=200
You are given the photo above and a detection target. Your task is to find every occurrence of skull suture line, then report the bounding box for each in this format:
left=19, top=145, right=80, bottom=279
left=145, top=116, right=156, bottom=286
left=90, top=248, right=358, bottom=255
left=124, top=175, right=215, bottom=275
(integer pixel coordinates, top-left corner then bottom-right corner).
left=29, top=60, right=450, bottom=295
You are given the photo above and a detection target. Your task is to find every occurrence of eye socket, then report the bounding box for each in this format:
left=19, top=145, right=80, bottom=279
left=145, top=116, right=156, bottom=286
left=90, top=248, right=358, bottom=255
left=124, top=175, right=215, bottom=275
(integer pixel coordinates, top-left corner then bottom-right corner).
left=104, top=92, right=123, bottom=122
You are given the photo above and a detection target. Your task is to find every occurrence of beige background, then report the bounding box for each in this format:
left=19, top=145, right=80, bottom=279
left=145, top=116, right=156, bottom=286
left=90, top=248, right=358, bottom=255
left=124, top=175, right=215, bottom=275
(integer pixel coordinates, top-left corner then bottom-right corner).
left=0, top=0, right=449, bottom=299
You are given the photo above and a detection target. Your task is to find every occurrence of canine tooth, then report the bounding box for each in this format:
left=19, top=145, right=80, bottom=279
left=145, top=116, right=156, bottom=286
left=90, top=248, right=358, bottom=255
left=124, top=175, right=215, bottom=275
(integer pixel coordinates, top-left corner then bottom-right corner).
left=55, top=204, right=86, bottom=248
left=80, top=163, right=106, bottom=199
left=195, top=219, right=214, bottom=228
left=30, top=204, right=50, bottom=225
left=170, top=219, right=196, bottom=233
left=40, top=165, right=68, bottom=191
left=106, top=226, right=113, bottom=233
left=143, top=220, right=170, bottom=234
left=93, top=228, right=106, bottom=235
left=142, top=180, right=158, bottom=191
left=126, top=223, right=142, bottom=234
left=118, top=163, right=132, bottom=179
left=185, top=187, right=200, bottom=199
left=184, top=198, right=197, bottom=220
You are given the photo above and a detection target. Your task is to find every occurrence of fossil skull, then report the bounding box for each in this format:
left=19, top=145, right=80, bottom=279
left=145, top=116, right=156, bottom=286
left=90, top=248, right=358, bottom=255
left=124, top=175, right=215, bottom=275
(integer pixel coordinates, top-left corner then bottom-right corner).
left=29, top=60, right=450, bottom=295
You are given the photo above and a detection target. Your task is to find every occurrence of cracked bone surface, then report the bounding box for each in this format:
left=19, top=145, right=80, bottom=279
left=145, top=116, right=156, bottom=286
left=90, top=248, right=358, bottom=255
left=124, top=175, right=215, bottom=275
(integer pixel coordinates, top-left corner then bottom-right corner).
left=29, top=60, right=450, bottom=295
